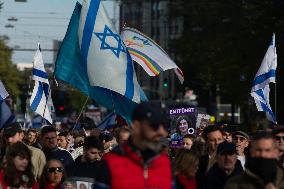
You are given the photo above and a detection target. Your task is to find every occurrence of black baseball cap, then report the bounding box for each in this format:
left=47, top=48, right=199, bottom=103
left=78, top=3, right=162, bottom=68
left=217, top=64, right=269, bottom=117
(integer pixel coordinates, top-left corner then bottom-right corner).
left=132, top=101, right=166, bottom=130
left=3, top=122, right=22, bottom=138
left=217, top=141, right=237, bottom=155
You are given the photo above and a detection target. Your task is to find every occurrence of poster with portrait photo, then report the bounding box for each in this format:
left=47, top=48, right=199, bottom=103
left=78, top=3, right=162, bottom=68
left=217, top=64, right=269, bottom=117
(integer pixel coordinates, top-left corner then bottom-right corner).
left=168, top=106, right=197, bottom=148
left=77, top=181, right=89, bottom=189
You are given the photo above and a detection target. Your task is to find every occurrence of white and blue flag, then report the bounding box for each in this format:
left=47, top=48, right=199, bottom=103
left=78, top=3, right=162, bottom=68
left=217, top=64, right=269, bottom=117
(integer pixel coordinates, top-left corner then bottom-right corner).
left=251, top=34, right=277, bottom=123
left=30, top=43, right=53, bottom=124
left=0, top=80, right=9, bottom=100
left=0, top=80, right=15, bottom=128
left=78, top=0, right=143, bottom=103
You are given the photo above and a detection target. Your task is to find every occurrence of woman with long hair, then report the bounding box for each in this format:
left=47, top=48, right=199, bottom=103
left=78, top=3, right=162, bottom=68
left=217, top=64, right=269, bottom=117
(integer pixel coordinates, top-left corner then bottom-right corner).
left=0, top=141, right=39, bottom=188
left=39, top=159, right=66, bottom=189
left=174, top=149, right=199, bottom=189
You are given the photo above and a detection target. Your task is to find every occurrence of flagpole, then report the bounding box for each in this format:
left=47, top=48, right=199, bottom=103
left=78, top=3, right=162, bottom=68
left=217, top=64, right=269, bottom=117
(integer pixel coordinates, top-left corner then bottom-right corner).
left=72, top=96, right=89, bottom=131
left=275, top=82, right=277, bottom=123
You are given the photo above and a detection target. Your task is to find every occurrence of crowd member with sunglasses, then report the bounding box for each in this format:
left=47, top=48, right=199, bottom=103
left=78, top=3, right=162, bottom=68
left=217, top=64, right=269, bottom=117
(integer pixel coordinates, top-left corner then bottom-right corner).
left=66, top=136, right=104, bottom=181
left=40, top=159, right=65, bottom=189
left=232, top=131, right=250, bottom=169
left=272, top=126, right=284, bottom=168
left=95, top=102, right=172, bottom=189
left=204, top=141, right=243, bottom=189
left=225, top=131, right=284, bottom=189
left=0, top=142, right=39, bottom=189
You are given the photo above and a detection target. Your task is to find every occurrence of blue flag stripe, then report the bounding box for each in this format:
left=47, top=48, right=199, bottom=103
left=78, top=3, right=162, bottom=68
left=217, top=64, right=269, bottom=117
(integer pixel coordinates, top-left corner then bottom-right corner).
left=124, top=51, right=134, bottom=99
left=252, top=69, right=275, bottom=87
left=30, top=83, right=43, bottom=111
left=81, top=0, right=100, bottom=70
left=33, top=68, right=49, bottom=79
left=43, top=83, right=49, bottom=98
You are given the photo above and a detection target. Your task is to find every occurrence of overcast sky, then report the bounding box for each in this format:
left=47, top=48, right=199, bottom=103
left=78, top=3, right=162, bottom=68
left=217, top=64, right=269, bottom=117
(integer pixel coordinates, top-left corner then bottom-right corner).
left=0, top=0, right=116, bottom=64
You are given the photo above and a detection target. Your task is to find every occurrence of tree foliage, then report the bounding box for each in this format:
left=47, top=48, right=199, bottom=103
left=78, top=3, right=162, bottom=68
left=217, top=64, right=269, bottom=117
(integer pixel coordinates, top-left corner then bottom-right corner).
left=0, top=40, right=23, bottom=98
left=173, top=0, right=284, bottom=106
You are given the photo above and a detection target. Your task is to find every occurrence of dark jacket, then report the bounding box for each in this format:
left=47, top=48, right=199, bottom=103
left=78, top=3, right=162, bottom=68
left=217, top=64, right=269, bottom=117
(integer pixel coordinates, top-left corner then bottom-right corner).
left=225, top=166, right=284, bottom=189
left=204, top=161, right=243, bottom=189
left=66, top=155, right=100, bottom=180
left=196, top=154, right=210, bottom=189
left=43, top=147, right=74, bottom=168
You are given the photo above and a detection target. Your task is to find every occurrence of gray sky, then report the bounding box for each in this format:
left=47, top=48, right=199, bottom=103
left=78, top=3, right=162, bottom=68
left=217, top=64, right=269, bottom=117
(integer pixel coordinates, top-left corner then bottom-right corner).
left=0, top=0, right=116, bottom=64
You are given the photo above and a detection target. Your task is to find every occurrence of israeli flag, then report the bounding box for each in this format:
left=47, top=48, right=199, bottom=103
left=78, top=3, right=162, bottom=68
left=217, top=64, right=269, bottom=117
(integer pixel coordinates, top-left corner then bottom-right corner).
left=78, top=0, right=142, bottom=103
left=251, top=34, right=277, bottom=123
left=0, top=80, right=9, bottom=100
left=30, top=43, right=53, bottom=124
left=0, top=81, right=15, bottom=128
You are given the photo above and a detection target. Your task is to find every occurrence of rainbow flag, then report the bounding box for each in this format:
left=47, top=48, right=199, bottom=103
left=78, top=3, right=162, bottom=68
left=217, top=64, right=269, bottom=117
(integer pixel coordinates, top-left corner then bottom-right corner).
left=121, top=27, right=184, bottom=83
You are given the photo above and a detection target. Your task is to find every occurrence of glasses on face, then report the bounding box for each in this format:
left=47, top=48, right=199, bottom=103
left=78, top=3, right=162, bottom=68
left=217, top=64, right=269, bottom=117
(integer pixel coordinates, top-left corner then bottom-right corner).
left=233, top=136, right=246, bottom=142
left=47, top=167, right=64, bottom=173
left=275, top=136, right=284, bottom=141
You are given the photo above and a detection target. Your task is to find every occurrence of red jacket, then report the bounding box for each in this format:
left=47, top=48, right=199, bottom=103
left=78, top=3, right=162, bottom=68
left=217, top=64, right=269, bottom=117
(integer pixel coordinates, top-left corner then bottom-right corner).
left=176, top=174, right=196, bottom=189
left=101, top=143, right=172, bottom=189
left=0, top=170, right=39, bottom=189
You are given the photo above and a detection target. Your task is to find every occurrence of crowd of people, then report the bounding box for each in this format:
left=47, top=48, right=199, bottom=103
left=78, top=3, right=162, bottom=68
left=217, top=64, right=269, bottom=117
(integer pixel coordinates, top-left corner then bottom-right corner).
left=0, top=101, right=283, bottom=189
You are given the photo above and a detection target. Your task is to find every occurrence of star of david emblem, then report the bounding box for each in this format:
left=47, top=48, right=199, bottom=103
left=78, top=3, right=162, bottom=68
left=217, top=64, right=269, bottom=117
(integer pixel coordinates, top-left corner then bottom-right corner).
left=94, top=25, right=126, bottom=58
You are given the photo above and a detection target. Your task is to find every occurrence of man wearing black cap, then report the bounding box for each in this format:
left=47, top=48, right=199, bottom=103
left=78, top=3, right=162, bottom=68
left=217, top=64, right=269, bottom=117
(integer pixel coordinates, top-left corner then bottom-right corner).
left=2, top=122, right=46, bottom=180
left=204, top=141, right=243, bottom=189
left=95, top=102, right=172, bottom=189
left=225, top=131, right=284, bottom=189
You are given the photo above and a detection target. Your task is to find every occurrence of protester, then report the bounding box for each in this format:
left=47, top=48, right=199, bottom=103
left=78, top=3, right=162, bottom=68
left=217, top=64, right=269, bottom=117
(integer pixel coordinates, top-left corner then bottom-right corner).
left=204, top=141, right=243, bottom=189
left=182, top=134, right=195, bottom=150
left=95, top=102, right=172, bottom=189
left=225, top=131, right=284, bottom=189
left=222, top=125, right=233, bottom=143
left=40, top=126, right=74, bottom=168
left=0, top=142, right=39, bottom=189
left=57, top=131, right=69, bottom=150
left=2, top=122, right=46, bottom=180
left=25, top=128, right=41, bottom=149
left=39, top=159, right=66, bottom=189
left=66, top=136, right=103, bottom=180
left=114, top=127, right=131, bottom=145
left=174, top=148, right=199, bottom=189
left=196, top=125, right=224, bottom=189
left=99, top=131, right=114, bottom=153
left=272, top=125, right=284, bottom=168
left=232, top=131, right=249, bottom=169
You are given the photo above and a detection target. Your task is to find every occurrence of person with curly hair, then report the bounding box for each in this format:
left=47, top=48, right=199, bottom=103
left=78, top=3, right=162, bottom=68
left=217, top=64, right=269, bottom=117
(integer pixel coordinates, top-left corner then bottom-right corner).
left=0, top=142, right=39, bottom=189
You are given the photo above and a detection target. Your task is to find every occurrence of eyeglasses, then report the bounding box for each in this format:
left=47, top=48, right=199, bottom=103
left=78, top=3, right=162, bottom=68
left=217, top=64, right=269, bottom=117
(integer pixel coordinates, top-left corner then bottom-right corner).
left=47, top=167, right=64, bottom=173
left=275, top=136, right=284, bottom=141
left=233, top=136, right=246, bottom=142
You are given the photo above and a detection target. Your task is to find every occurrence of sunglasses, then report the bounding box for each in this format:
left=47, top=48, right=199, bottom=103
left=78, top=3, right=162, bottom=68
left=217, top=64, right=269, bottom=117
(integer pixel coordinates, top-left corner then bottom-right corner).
left=275, top=136, right=284, bottom=141
left=233, top=136, right=246, bottom=142
left=47, top=167, right=64, bottom=173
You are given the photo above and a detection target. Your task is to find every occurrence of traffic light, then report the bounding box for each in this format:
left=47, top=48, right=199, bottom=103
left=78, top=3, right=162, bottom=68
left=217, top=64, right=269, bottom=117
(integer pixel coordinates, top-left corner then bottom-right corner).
left=163, top=79, right=168, bottom=88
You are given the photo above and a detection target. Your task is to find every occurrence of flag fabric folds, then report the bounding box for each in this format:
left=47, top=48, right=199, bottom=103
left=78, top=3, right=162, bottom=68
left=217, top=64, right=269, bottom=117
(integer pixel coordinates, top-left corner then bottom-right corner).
left=121, top=27, right=184, bottom=84
left=0, top=80, right=15, bottom=128
left=54, top=2, right=147, bottom=123
left=0, top=80, right=9, bottom=100
left=30, top=43, right=53, bottom=124
left=251, top=34, right=277, bottom=123
left=78, top=0, right=144, bottom=103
